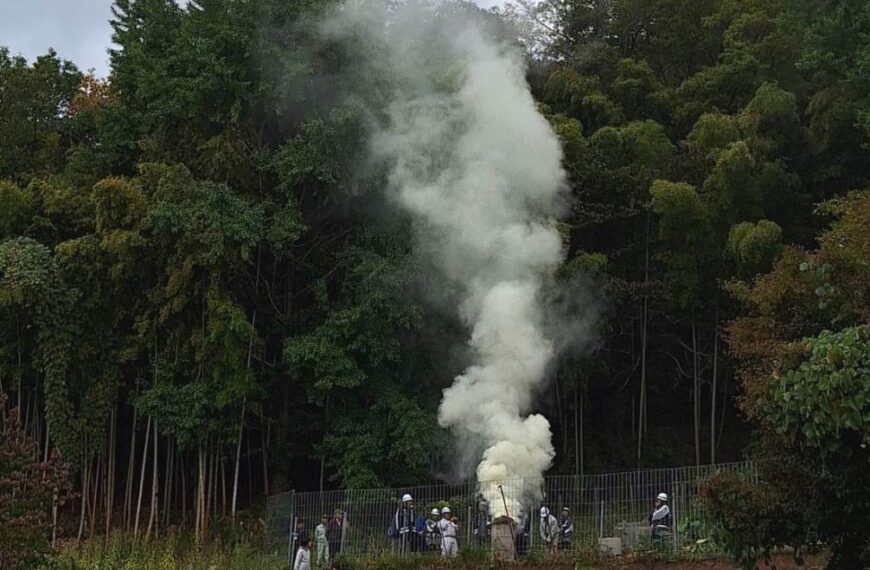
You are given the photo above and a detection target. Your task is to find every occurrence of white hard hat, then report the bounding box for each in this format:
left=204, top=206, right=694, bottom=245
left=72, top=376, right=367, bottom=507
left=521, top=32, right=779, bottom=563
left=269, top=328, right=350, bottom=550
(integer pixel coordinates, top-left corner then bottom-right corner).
left=402, top=494, right=413, bottom=502
left=441, top=507, right=451, bottom=515
left=540, top=507, right=549, bottom=518
left=657, top=492, right=668, bottom=502
left=431, top=508, right=440, bottom=516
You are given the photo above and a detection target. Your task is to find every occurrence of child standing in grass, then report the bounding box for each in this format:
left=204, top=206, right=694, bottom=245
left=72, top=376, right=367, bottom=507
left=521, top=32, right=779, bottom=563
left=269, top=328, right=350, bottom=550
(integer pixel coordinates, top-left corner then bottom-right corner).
left=294, top=538, right=311, bottom=570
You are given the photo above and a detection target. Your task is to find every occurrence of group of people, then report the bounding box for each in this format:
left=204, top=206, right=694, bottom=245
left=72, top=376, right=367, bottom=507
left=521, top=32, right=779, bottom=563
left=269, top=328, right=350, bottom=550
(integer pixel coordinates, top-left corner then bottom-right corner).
left=291, top=490, right=671, bottom=567
left=388, top=494, right=577, bottom=558
left=389, top=494, right=459, bottom=557
left=291, top=511, right=345, bottom=570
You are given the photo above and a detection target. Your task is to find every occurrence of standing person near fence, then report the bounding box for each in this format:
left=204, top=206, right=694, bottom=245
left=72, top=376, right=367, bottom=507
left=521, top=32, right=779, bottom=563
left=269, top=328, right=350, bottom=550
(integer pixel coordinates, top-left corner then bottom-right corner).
left=390, top=493, right=423, bottom=553
left=327, top=510, right=343, bottom=558
left=438, top=507, right=459, bottom=558
left=314, top=514, right=329, bottom=565
left=472, top=501, right=490, bottom=548
left=539, top=507, right=559, bottom=553
left=649, top=493, right=672, bottom=539
left=294, top=538, right=311, bottom=570
left=425, top=508, right=441, bottom=553
left=558, top=507, right=573, bottom=551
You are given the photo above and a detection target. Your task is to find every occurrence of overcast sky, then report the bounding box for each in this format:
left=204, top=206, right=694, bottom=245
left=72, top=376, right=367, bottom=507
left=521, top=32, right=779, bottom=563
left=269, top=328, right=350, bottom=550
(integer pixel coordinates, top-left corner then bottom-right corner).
left=1, top=0, right=502, bottom=78
left=1, top=0, right=117, bottom=77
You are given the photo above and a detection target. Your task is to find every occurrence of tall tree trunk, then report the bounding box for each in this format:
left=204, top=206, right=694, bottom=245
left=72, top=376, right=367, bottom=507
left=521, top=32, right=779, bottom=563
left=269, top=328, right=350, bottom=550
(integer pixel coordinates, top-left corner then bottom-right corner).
left=637, top=212, right=650, bottom=466
left=232, top=400, right=246, bottom=525
left=163, top=439, right=173, bottom=528
left=574, top=385, right=583, bottom=477
left=88, top=453, right=101, bottom=538
left=43, top=416, right=50, bottom=463
left=262, top=420, right=270, bottom=494
left=105, top=405, right=116, bottom=540
left=711, top=307, right=719, bottom=464
left=196, top=443, right=205, bottom=544
left=181, top=450, right=188, bottom=530
left=221, top=449, right=227, bottom=517
left=133, top=415, right=151, bottom=540
left=146, top=421, right=158, bottom=539
left=692, top=320, right=701, bottom=466
left=77, top=451, right=90, bottom=541
left=319, top=396, right=330, bottom=492
left=124, top=407, right=138, bottom=531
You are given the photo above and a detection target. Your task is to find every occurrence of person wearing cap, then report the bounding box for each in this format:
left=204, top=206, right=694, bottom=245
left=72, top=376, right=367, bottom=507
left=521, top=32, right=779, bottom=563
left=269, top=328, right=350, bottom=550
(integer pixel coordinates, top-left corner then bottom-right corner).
left=437, top=506, right=459, bottom=558
left=425, top=508, right=441, bottom=553
left=558, top=507, right=573, bottom=551
left=649, top=492, right=672, bottom=539
left=539, top=506, right=559, bottom=553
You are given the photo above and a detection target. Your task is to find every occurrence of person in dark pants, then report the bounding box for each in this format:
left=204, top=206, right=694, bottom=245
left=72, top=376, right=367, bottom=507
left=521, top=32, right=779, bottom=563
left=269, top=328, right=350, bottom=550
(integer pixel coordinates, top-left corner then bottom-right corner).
left=558, top=507, right=573, bottom=551
left=472, top=501, right=490, bottom=548
left=649, top=492, right=672, bottom=543
left=515, top=511, right=530, bottom=558
left=391, top=494, right=424, bottom=553
left=327, top=510, right=344, bottom=558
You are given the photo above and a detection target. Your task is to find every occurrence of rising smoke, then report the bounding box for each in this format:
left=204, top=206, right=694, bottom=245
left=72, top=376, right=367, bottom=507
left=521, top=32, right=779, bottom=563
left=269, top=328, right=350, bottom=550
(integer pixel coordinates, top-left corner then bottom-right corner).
left=326, top=0, right=582, bottom=518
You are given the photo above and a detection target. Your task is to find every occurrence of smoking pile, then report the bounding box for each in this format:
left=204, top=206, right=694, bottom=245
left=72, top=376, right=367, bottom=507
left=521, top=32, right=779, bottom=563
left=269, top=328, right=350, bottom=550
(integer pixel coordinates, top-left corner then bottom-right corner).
left=330, top=0, right=569, bottom=518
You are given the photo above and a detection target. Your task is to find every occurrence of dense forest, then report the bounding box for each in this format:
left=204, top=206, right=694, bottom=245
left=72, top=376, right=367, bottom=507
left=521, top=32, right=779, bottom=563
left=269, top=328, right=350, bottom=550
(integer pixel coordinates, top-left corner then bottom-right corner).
left=1, top=0, right=869, bottom=562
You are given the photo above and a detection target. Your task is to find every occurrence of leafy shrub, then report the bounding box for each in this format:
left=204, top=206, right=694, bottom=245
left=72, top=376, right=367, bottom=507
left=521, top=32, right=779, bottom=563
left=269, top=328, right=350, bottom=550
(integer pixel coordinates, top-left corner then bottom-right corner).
left=0, top=394, right=72, bottom=569
left=700, top=470, right=808, bottom=570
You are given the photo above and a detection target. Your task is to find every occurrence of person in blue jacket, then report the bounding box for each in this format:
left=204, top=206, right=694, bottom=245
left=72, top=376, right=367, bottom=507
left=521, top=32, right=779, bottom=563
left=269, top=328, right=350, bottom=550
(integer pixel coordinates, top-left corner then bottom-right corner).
left=390, top=494, right=426, bottom=553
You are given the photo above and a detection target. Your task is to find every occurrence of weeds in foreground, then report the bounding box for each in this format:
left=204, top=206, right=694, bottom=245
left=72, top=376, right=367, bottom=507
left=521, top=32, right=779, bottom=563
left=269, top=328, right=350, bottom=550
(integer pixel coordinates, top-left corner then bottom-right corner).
left=47, top=534, right=286, bottom=570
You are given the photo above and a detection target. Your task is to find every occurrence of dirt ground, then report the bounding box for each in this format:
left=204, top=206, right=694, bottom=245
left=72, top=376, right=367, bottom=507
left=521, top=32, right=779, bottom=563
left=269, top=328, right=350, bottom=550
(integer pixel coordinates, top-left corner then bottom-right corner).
left=597, top=553, right=827, bottom=569
left=441, top=553, right=828, bottom=569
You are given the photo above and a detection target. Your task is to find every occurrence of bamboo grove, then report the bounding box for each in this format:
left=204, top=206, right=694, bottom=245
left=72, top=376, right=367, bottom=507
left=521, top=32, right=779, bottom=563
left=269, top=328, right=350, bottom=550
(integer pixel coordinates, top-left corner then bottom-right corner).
left=1, top=0, right=869, bottom=553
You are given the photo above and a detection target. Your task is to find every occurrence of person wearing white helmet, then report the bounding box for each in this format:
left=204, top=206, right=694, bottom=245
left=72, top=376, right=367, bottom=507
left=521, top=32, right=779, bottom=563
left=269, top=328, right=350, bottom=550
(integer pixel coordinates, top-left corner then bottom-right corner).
left=649, top=492, right=672, bottom=539
left=437, top=506, right=459, bottom=558
left=390, top=493, right=422, bottom=554
left=539, top=506, right=559, bottom=553
left=425, top=508, right=441, bottom=552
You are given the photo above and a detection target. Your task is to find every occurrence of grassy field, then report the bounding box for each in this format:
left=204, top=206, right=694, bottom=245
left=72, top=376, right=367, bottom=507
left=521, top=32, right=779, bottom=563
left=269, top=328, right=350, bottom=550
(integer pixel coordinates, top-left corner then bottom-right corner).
left=48, top=535, right=287, bottom=570
left=46, top=536, right=826, bottom=570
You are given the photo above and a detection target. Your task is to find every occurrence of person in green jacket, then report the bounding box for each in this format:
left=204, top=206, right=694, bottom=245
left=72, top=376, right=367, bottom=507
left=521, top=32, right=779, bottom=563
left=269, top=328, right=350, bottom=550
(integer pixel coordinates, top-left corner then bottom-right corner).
left=315, top=514, right=329, bottom=566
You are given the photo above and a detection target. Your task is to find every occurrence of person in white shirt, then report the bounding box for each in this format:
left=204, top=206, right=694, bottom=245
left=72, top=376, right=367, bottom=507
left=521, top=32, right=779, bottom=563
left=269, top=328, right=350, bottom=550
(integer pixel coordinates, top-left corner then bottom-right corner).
left=294, top=538, right=311, bottom=570
left=437, top=507, right=459, bottom=558
left=314, top=514, right=329, bottom=565
left=539, top=507, right=559, bottom=553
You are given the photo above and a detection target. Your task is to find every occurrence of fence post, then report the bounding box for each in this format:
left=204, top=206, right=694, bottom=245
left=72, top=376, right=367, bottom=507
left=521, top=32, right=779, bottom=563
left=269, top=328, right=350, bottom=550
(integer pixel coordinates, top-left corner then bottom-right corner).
left=672, top=482, right=679, bottom=552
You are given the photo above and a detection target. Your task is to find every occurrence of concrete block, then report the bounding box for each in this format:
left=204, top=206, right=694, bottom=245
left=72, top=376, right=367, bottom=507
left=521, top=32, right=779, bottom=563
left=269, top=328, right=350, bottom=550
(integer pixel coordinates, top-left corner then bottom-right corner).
left=598, top=537, right=623, bottom=556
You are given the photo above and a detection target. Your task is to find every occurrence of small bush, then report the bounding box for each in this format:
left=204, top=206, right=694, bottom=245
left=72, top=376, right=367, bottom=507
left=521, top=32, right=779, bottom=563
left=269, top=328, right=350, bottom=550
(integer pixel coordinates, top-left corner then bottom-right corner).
left=0, top=395, right=72, bottom=570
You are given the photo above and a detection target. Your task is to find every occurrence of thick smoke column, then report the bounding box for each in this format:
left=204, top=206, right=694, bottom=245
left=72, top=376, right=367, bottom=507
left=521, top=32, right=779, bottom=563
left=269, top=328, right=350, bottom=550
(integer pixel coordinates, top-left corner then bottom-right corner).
left=333, top=0, right=567, bottom=516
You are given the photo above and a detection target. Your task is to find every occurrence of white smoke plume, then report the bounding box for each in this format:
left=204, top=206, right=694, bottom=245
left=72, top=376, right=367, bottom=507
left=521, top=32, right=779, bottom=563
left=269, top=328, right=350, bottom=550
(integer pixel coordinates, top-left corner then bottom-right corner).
left=328, top=0, right=571, bottom=518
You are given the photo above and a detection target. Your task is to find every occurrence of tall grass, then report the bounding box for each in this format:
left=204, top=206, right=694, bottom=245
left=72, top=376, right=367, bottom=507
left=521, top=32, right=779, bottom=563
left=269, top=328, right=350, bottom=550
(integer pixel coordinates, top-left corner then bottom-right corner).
left=48, top=534, right=287, bottom=570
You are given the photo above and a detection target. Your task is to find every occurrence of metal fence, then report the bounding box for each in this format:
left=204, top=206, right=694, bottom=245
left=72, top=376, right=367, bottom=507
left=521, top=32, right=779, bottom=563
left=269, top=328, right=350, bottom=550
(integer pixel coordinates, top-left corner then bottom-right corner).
left=266, top=461, right=757, bottom=563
